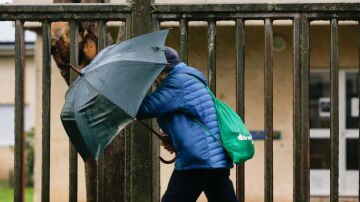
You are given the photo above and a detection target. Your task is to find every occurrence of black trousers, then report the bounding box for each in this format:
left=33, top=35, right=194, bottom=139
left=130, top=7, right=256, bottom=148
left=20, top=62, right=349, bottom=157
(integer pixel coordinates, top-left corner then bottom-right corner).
left=161, top=169, right=238, bottom=202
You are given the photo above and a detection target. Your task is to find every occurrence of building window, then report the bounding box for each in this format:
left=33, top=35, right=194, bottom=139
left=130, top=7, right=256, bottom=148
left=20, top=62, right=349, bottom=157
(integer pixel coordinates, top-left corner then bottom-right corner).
left=309, top=72, right=331, bottom=129
left=0, top=105, right=31, bottom=146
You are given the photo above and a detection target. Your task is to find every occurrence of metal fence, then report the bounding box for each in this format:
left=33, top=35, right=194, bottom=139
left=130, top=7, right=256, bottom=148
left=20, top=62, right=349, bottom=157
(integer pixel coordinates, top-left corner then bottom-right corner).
left=2, top=1, right=360, bottom=202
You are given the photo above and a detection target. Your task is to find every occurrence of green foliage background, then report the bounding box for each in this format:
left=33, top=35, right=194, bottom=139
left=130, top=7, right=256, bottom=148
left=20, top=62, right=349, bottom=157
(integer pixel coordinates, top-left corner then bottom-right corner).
left=1, top=128, right=35, bottom=201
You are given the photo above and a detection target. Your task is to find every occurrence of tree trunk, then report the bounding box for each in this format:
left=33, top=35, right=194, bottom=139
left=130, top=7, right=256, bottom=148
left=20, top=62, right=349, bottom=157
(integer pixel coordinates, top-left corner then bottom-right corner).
left=51, top=0, right=123, bottom=201
left=51, top=0, right=105, bottom=84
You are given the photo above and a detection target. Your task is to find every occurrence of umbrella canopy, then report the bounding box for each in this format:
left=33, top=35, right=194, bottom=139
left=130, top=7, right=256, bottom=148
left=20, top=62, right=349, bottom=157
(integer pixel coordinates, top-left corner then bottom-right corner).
left=61, top=30, right=169, bottom=161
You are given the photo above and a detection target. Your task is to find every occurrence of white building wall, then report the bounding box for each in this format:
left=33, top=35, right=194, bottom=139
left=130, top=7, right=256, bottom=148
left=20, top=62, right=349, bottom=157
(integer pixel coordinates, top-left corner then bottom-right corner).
left=0, top=53, right=36, bottom=179
left=32, top=34, right=87, bottom=202
left=5, top=1, right=360, bottom=202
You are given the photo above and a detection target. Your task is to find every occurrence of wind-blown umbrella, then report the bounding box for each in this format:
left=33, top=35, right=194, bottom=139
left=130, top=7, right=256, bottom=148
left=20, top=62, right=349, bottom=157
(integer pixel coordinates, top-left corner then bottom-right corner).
left=61, top=30, right=170, bottom=161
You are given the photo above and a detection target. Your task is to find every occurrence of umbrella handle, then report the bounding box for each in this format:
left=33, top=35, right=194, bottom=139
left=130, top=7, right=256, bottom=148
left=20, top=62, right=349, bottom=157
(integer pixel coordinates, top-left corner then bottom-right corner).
left=159, top=154, right=176, bottom=164
left=135, top=119, right=162, bottom=139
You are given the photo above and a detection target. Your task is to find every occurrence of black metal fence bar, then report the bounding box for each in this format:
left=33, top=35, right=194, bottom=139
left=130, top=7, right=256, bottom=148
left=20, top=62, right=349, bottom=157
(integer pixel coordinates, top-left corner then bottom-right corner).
left=125, top=16, right=132, bottom=41
left=97, top=20, right=106, bottom=57
left=155, top=13, right=294, bottom=21
left=41, top=20, right=51, bottom=202
left=330, top=18, right=339, bottom=202
left=301, top=16, right=310, bottom=201
left=235, top=18, right=245, bottom=202
left=0, top=4, right=130, bottom=21
left=153, top=3, right=360, bottom=13
left=264, top=18, right=274, bottom=202
left=129, top=0, right=157, bottom=200
left=1, top=4, right=360, bottom=21
left=305, top=13, right=360, bottom=20
left=124, top=16, right=132, bottom=202
left=151, top=17, right=161, bottom=202
left=180, top=18, right=188, bottom=64
left=69, top=20, right=79, bottom=202
left=293, top=15, right=302, bottom=202
left=68, top=133, right=78, bottom=202
left=0, top=14, right=129, bottom=21
left=14, top=20, right=25, bottom=202
left=0, top=4, right=130, bottom=12
left=207, top=19, right=216, bottom=93
left=358, top=20, right=360, bottom=201
left=293, top=15, right=310, bottom=202
left=97, top=20, right=106, bottom=202
left=154, top=3, right=360, bottom=22
left=156, top=12, right=360, bottom=21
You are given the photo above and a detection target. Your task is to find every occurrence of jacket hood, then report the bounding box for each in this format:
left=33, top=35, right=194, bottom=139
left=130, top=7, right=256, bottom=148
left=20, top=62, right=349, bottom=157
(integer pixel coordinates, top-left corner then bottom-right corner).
left=171, top=63, right=208, bottom=85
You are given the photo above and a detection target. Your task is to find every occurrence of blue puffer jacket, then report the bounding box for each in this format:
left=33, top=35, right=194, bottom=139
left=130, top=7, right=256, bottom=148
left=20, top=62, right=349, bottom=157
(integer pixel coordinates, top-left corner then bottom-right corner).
left=137, top=63, right=233, bottom=170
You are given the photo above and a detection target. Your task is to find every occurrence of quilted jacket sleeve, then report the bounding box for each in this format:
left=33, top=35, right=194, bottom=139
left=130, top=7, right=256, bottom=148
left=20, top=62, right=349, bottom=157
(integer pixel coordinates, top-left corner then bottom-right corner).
left=136, top=75, right=185, bottom=119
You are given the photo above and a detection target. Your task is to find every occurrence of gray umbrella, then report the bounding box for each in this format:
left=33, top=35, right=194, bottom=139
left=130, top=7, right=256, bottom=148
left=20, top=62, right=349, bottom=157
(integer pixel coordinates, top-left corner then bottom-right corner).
left=61, top=30, right=170, bottom=161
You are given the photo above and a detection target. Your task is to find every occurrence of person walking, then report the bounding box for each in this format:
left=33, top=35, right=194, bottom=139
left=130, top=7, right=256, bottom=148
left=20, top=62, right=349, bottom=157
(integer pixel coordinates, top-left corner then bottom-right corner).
left=137, top=46, right=238, bottom=202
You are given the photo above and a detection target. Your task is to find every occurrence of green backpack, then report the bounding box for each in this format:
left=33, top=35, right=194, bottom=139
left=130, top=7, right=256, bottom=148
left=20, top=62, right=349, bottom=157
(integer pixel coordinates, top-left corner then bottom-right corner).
left=193, top=84, right=255, bottom=165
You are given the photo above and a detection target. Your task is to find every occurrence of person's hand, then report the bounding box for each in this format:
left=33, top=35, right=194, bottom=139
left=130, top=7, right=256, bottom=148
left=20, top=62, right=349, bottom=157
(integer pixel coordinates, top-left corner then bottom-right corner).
left=160, top=131, right=175, bottom=154
left=155, top=71, right=169, bottom=87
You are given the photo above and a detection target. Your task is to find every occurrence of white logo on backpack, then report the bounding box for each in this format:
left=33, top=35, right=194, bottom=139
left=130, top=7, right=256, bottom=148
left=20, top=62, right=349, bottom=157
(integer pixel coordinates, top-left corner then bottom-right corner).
left=237, top=133, right=252, bottom=141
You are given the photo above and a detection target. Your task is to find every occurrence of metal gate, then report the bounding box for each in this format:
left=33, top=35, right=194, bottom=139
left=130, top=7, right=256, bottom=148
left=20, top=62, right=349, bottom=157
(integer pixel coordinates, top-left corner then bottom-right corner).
left=2, top=1, right=360, bottom=202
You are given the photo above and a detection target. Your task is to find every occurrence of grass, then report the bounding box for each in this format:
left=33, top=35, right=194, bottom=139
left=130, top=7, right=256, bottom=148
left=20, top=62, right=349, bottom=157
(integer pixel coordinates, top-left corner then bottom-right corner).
left=0, top=180, right=33, bottom=202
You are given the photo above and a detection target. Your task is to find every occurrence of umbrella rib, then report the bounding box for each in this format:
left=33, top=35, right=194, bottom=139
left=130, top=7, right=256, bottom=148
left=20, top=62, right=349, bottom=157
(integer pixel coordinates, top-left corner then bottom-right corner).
left=87, top=46, right=166, bottom=70
left=101, top=56, right=167, bottom=65
left=88, top=110, right=113, bottom=127
left=83, top=59, right=167, bottom=74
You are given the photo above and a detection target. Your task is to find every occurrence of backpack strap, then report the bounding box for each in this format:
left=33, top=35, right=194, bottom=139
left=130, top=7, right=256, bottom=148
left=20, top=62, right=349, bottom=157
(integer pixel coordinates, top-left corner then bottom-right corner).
left=192, top=117, right=225, bottom=148
left=179, top=73, right=224, bottom=146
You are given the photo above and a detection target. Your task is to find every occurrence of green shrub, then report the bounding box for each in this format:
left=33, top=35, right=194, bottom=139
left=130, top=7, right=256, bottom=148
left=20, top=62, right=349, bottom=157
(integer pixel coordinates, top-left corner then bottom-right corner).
left=25, top=128, right=35, bottom=187
left=9, top=128, right=35, bottom=188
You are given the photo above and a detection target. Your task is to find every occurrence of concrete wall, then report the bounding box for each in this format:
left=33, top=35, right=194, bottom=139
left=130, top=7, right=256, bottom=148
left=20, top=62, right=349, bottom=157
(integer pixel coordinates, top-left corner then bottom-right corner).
left=0, top=147, right=14, bottom=180
left=3, top=1, right=359, bottom=201
left=0, top=54, right=36, bottom=114
left=0, top=51, right=36, bottom=180
left=29, top=24, right=359, bottom=202
left=310, top=23, right=358, bottom=68
left=163, top=24, right=359, bottom=201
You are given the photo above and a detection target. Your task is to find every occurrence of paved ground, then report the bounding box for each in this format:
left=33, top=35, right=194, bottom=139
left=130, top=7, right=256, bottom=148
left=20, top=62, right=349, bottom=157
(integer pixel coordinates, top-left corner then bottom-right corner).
left=311, top=197, right=357, bottom=202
